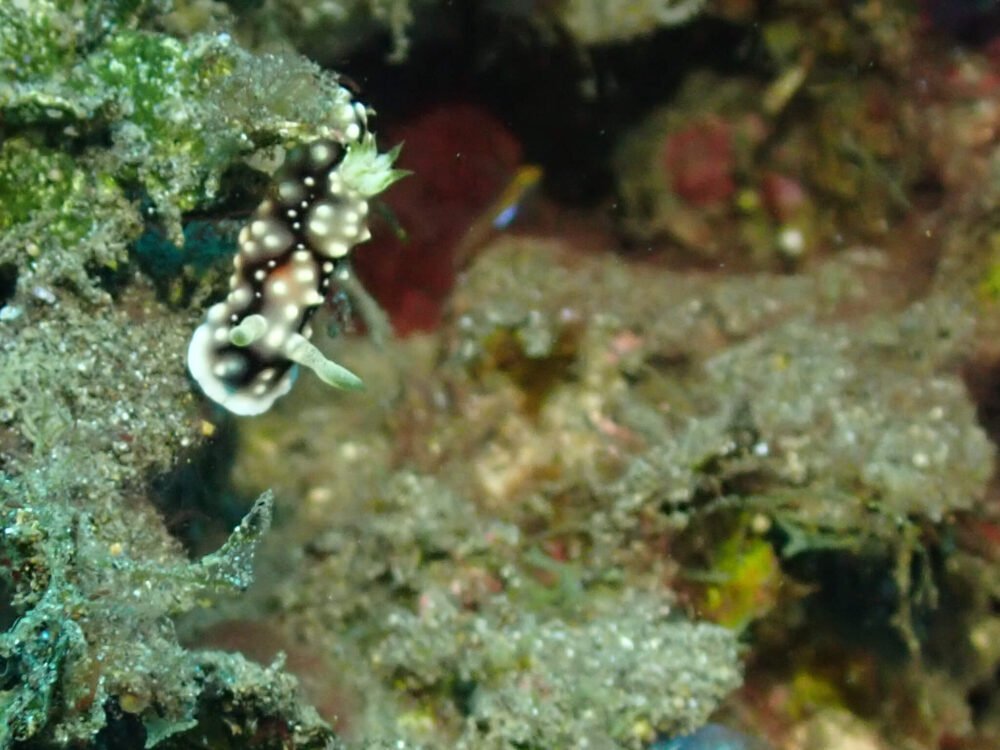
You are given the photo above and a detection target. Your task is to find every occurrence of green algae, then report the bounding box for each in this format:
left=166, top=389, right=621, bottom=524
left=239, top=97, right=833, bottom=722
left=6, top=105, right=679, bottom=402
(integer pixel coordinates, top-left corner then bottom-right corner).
left=0, top=1, right=172, bottom=99
left=0, top=138, right=137, bottom=297
left=2, top=1, right=374, bottom=288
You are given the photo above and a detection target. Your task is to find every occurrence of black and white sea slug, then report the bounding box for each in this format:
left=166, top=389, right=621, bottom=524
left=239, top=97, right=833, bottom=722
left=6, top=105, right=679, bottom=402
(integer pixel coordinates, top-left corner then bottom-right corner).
left=188, top=109, right=405, bottom=416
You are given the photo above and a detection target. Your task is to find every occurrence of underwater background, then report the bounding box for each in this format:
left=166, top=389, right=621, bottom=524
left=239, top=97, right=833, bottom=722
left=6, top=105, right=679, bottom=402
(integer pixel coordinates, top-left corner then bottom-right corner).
left=2, top=1, right=1000, bottom=748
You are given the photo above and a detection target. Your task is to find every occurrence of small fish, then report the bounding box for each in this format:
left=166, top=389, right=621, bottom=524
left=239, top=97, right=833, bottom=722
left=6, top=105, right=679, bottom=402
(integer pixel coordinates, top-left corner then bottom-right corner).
left=454, top=164, right=543, bottom=269
left=490, top=164, right=543, bottom=229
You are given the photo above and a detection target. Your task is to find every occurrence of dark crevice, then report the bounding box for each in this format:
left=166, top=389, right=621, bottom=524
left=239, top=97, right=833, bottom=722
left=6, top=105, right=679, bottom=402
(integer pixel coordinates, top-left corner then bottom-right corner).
left=0, top=263, right=18, bottom=308
left=962, top=354, right=1000, bottom=449
left=779, top=547, right=913, bottom=660
left=332, top=12, right=764, bottom=207
left=147, top=421, right=254, bottom=559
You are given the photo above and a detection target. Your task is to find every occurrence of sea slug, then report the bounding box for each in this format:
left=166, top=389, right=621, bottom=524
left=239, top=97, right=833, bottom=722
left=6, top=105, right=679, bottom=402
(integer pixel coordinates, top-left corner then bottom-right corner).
left=188, top=105, right=405, bottom=415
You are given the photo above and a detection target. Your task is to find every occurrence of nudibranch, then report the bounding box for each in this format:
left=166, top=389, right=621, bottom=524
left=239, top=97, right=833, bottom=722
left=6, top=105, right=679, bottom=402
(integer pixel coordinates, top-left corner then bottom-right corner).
left=188, top=110, right=406, bottom=416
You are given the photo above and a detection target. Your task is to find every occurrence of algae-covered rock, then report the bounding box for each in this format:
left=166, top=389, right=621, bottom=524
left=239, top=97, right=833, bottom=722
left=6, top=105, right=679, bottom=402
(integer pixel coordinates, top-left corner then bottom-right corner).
left=0, top=137, right=138, bottom=299
left=0, top=486, right=286, bottom=747
left=0, top=287, right=197, bottom=481
left=375, top=591, right=740, bottom=749
left=444, top=238, right=991, bottom=552
left=1, top=1, right=373, bottom=286
left=704, top=300, right=990, bottom=527
left=232, top=349, right=745, bottom=745
left=229, top=0, right=424, bottom=62
left=223, top=220, right=991, bottom=747
left=0, top=1, right=405, bottom=746
left=6, top=0, right=994, bottom=747
left=0, top=1, right=171, bottom=85
left=553, top=0, right=706, bottom=45
left=229, top=461, right=741, bottom=748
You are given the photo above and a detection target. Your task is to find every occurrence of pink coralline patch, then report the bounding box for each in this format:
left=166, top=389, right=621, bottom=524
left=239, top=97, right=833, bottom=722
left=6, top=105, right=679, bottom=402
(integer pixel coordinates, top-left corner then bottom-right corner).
left=352, top=103, right=524, bottom=335
left=661, top=116, right=736, bottom=207
left=760, top=172, right=808, bottom=222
